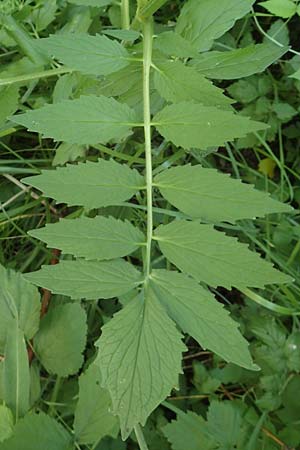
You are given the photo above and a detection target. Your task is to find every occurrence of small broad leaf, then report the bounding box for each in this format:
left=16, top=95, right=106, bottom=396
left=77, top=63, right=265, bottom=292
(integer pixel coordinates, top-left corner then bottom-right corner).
left=0, top=405, right=13, bottom=443
left=259, top=0, right=297, bottom=18
left=191, top=44, right=288, bottom=80
left=150, top=270, right=257, bottom=370
left=53, top=143, right=86, bottom=166
left=3, top=322, right=30, bottom=420
left=0, top=264, right=40, bottom=353
left=11, top=95, right=138, bottom=145
left=29, top=216, right=145, bottom=260
left=153, top=102, right=268, bottom=150
left=22, top=159, right=144, bottom=209
left=163, top=410, right=216, bottom=450
left=0, top=411, right=71, bottom=450
left=96, top=290, right=186, bottom=439
left=153, top=31, right=199, bottom=58
left=154, top=165, right=292, bottom=222
left=24, top=259, right=142, bottom=300
left=176, top=0, right=254, bottom=52
left=74, top=365, right=119, bottom=444
left=155, top=220, right=292, bottom=289
left=153, top=61, right=232, bottom=109
left=34, top=303, right=87, bottom=376
left=36, top=33, right=130, bottom=76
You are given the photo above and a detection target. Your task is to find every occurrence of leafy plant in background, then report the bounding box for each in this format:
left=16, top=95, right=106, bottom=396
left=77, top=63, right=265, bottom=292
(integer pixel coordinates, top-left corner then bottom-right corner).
left=0, top=0, right=298, bottom=449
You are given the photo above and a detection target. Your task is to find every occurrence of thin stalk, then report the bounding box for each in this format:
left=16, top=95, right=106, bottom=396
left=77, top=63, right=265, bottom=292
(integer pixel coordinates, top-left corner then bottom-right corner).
left=121, top=0, right=130, bottom=29
left=134, top=424, right=150, bottom=450
left=142, top=18, right=153, bottom=279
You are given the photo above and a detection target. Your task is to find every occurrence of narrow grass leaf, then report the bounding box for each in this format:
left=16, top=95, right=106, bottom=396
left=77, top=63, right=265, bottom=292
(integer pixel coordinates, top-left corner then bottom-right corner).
left=22, top=159, right=144, bottom=209
left=96, top=291, right=186, bottom=439
left=11, top=95, right=138, bottom=144
left=176, top=0, right=254, bottom=51
left=23, top=259, right=142, bottom=300
left=153, top=102, right=268, bottom=149
left=0, top=264, right=40, bottom=353
left=155, top=220, right=292, bottom=289
left=154, top=165, right=292, bottom=222
left=74, top=365, right=119, bottom=444
left=3, top=322, right=30, bottom=420
left=36, top=33, right=130, bottom=75
left=153, top=61, right=232, bottom=109
left=29, top=216, right=145, bottom=260
left=34, top=304, right=87, bottom=376
left=191, top=44, right=288, bottom=79
left=151, top=270, right=257, bottom=370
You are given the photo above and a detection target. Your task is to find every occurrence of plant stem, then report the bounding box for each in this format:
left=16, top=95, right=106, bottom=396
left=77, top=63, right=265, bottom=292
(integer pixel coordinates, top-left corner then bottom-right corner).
left=142, top=18, right=153, bottom=279
left=121, top=0, right=130, bottom=29
left=134, top=424, right=150, bottom=450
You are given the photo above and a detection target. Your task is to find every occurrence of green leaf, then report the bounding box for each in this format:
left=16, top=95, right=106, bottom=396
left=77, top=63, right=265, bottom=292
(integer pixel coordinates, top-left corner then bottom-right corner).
left=153, top=31, right=199, bottom=58
left=103, top=29, right=140, bottom=42
left=24, top=259, right=142, bottom=300
left=153, top=102, right=268, bottom=150
left=34, top=303, right=87, bottom=376
left=153, top=61, right=232, bottom=109
left=191, top=44, right=288, bottom=80
left=0, top=412, right=71, bottom=450
left=154, top=165, right=292, bottom=222
left=3, top=322, right=30, bottom=420
left=155, top=220, right=291, bottom=289
left=0, top=86, right=19, bottom=127
left=259, top=0, right=297, bottom=18
left=30, top=216, right=145, bottom=260
left=0, top=405, right=13, bottom=443
left=36, top=33, right=130, bottom=76
left=163, top=410, right=216, bottom=450
left=0, top=264, right=40, bottom=353
left=68, top=0, right=112, bottom=5
left=53, top=143, right=86, bottom=166
left=74, top=365, right=119, bottom=444
left=22, top=159, right=144, bottom=209
left=176, top=0, right=254, bottom=51
left=11, top=96, right=138, bottom=145
left=290, top=68, right=300, bottom=80
left=150, top=270, right=257, bottom=370
left=96, top=290, right=186, bottom=439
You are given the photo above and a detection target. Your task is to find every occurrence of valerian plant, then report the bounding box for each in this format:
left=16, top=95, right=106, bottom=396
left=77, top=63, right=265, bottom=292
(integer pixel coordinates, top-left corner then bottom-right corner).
left=0, top=0, right=295, bottom=448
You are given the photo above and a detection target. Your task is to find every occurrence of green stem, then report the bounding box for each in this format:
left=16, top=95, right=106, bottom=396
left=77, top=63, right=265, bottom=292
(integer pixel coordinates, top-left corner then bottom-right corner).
left=142, top=18, right=153, bottom=279
left=0, top=67, right=72, bottom=87
left=121, top=0, right=130, bottom=29
left=134, top=424, right=150, bottom=450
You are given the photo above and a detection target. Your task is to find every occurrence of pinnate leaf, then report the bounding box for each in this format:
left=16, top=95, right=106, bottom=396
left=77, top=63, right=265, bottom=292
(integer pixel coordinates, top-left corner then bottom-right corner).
left=0, top=264, right=40, bottom=353
left=154, top=165, right=292, bottom=222
left=24, top=259, right=142, bottom=300
left=74, top=365, right=119, bottom=444
left=153, top=61, right=232, bottom=109
left=176, top=0, right=254, bottom=51
left=36, top=33, right=130, bottom=76
left=11, top=96, right=138, bottom=145
left=155, top=220, right=291, bottom=289
left=153, top=102, right=268, bottom=150
left=34, top=303, right=87, bottom=376
left=0, top=411, right=71, bottom=450
left=96, top=291, right=186, bottom=439
left=191, top=44, right=288, bottom=80
left=29, top=216, right=145, bottom=260
left=150, top=270, right=257, bottom=370
left=22, top=159, right=144, bottom=209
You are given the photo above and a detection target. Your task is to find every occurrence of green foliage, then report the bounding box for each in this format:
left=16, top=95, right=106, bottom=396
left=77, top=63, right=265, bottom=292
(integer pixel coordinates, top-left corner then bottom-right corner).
left=74, top=365, right=119, bottom=444
left=34, top=303, right=87, bottom=376
left=0, top=0, right=297, bottom=448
